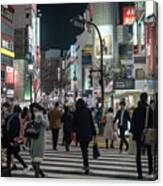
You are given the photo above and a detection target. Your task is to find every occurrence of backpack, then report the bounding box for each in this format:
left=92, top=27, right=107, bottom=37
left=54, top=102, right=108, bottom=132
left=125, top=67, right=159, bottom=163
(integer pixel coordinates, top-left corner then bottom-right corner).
left=24, top=120, right=41, bottom=139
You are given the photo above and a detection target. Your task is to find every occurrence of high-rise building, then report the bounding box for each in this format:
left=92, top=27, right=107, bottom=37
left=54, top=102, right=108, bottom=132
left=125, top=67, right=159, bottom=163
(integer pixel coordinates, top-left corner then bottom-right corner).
left=1, top=5, right=15, bottom=102
left=13, top=4, right=41, bottom=103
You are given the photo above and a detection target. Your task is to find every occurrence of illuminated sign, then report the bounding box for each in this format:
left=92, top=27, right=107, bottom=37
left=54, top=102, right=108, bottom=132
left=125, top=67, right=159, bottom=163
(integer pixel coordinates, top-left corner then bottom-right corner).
left=123, top=6, right=135, bottom=25
left=95, top=25, right=113, bottom=58
left=6, top=66, right=14, bottom=85
left=0, top=48, right=15, bottom=58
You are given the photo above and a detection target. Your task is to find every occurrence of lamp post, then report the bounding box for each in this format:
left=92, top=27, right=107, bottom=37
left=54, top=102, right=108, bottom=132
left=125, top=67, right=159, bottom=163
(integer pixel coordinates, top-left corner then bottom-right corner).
left=70, top=16, right=104, bottom=113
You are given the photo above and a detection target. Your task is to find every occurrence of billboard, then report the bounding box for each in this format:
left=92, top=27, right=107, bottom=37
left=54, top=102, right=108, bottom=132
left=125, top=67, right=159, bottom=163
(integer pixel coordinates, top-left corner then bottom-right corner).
left=6, top=66, right=14, bottom=85
left=123, top=6, right=135, bottom=25
left=95, top=25, right=113, bottom=58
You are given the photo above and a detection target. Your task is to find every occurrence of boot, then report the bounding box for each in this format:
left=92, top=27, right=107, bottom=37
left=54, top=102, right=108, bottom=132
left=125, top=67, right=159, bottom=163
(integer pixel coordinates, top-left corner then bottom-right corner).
left=105, top=139, right=109, bottom=149
left=110, top=140, right=114, bottom=149
left=32, top=162, right=39, bottom=178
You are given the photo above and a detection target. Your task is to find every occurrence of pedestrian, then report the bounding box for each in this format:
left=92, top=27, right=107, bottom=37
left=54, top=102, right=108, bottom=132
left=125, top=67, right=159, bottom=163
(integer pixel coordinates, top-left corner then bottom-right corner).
left=73, top=99, right=96, bottom=174
left=20, top=107, right=30, bottom=150
left=61, top=104, right=73, bottom=151
left=95, top=104, right=102, bottom=135
left=48, top=102, right=63, bottom=150
left=131, top=92, right=154, bottom=179
left=29, top=103, right=49, bottom=177
left=113, top=99, right=130, bottom=153
left=103, top=107, right=115, bottom=149
left=1, top=102, right=12, bottom=150
left=6, top=105, right=30, bottom=175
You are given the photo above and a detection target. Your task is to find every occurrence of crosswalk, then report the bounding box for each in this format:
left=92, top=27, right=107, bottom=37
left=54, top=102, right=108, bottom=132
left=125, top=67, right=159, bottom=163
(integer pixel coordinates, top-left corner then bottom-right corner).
left=6, top=145, right=157, bottom=180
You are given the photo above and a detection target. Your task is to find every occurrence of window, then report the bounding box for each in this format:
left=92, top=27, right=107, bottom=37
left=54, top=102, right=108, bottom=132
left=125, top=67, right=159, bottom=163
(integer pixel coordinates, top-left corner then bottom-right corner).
left=135, top=69, right=145, bottom=79
left=1, top=54, right=13, bottom=66
left=1, top=40, right=14, bottom=51
left=1, top=22, right=14, bottom=37
left=1, top=6, right=13, bottom=22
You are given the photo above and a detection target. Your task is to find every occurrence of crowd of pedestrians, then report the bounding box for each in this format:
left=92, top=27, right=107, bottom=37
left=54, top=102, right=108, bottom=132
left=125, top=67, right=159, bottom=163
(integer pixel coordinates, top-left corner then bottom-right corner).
left=1, top=92, right=157, bottom=179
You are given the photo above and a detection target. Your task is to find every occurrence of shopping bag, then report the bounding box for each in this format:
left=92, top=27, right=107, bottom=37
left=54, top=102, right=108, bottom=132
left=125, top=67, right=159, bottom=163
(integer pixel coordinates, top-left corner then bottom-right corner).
left=93, top=143, right=100, bottom=159
left=141, top=128, right=156, bottom=145
left=128, top=133, right=136, bottom=154
left=141, top=106, right=156, bottom=145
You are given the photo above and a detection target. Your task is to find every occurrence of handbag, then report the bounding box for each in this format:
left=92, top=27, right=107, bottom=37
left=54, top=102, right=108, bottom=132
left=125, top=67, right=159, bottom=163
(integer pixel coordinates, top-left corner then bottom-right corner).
left=24, top=120, right=41, bottom=139
left=93, top=142, right=100, bottom=159
left=141, top=106, right=156, bottom=145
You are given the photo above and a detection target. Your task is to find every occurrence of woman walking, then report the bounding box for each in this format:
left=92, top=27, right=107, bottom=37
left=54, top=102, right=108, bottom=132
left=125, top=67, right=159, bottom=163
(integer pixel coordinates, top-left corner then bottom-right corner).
left=29, top=103, right=49, bottom=178
left=73, top=99, right=96, bottom=174
left=103, top=108, right=115, bottom=149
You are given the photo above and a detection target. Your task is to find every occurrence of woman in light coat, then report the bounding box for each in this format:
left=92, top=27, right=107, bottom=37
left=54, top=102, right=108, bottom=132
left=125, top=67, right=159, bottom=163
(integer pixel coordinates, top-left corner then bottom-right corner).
left=30, top=103, right=49, bottom=178
left=103, top=107, right=115, bottom=149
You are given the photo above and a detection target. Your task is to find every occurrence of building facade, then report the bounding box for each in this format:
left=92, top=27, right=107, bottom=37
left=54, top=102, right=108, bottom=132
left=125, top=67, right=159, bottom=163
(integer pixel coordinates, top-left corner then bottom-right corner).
left=13, top=4, right=41, bottom=103
left=1, top=5, right=15, bottom=102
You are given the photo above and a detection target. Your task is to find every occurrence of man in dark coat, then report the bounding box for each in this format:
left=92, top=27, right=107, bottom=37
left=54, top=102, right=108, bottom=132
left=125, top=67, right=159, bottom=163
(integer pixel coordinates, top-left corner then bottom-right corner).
left=113, top=100, right=130, bottom=152
left=6, top=105, right=29, bottom=174
left=73, top=99, right=96, bottom=174
left=62, top=104, right=73, bottom=151
left=131, top=92, right=153, bottom=179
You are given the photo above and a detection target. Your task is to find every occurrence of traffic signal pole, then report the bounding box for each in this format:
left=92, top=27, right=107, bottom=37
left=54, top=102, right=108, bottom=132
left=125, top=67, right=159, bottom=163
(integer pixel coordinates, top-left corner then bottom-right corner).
left=70, top=17, right=104, bottom=114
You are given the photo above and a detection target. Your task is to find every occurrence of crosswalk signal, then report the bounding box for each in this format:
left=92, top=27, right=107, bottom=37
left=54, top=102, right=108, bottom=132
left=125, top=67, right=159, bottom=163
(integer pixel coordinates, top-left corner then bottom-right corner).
left=88, top=70, right=93, bottom=88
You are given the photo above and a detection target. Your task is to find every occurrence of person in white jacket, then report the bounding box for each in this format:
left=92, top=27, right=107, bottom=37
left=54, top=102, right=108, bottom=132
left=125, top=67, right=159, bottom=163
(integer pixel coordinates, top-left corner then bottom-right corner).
left=103, top=108, right=115, bottom=149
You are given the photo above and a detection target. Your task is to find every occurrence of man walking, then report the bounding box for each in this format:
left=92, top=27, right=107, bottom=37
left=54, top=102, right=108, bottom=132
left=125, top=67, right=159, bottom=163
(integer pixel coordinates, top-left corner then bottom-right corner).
left=113, top=99, right=130, bottom=153
left=73, top=99, right=96, bottom=174
left=131, top=92, right=153, bottom=179
left=48, top=102, right=62, bottom=150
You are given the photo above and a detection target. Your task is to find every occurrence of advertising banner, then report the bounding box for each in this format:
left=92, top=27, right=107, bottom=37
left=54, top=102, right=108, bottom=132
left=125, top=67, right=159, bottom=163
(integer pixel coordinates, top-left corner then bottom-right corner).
left=123, top=6, right=135, bottom=25
left=95, top=25, right=113, bottom=58
left=6, top=66, right=14, bottom=85
left=145, top=22, right=157, bottom=76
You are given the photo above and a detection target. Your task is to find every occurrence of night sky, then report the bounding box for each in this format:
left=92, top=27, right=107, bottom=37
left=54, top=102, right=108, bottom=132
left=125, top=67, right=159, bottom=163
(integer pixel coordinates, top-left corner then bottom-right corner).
left=38, top=4, right=87, bottom=51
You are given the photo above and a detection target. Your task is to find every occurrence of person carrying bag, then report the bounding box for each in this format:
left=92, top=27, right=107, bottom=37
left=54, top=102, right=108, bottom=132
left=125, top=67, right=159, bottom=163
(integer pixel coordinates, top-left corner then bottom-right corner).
left=24, top=120, right=41, bottom=139
left=141, top=106, right=156, bottom=146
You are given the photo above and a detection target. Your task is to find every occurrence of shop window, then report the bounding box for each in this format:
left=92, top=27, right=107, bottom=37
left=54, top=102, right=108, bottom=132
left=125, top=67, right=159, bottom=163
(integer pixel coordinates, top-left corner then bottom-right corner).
left=135, top=69, right=145, bottom=79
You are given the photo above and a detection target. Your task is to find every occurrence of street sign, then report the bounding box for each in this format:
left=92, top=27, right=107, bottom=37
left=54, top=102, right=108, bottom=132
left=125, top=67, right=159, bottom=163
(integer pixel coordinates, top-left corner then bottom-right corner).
left=113, top=79, right=135, bottom=89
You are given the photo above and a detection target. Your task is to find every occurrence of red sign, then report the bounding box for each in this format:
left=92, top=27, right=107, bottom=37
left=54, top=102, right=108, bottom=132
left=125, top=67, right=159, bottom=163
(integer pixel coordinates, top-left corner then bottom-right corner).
left=123, top=6, right=135, bottom=25
left=6, top=66, right=14, bottom=85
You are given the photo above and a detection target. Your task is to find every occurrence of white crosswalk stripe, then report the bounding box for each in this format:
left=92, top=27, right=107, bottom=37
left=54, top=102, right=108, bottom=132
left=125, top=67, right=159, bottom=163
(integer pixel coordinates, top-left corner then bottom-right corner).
left=7, top=146, right=157, bottom=180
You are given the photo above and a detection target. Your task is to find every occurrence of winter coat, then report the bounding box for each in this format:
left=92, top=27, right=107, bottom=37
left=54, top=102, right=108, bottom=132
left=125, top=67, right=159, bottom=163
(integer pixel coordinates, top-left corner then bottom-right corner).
left=73, top=108, right=96, bottom=142
left=103, top=113, right=114, bottom=140
left=62, top=111, right=73, bottom=134
left=113, top=109, right=131, bottom=130
left=131, top=102, right=153, bottom=141
left=5, top=113, right=21, bottom=153
left=48, top=107, right=62, bottom=129
left=30, top=114, right=49, bottom=161
left=6, top=113, right=20, bottom=145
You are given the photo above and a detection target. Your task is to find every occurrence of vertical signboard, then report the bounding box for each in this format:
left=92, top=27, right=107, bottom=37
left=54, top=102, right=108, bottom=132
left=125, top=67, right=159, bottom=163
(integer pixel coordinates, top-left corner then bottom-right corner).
left=145, top=22, right=156, bottom=75
left=6, top=66, right=14, bottom=85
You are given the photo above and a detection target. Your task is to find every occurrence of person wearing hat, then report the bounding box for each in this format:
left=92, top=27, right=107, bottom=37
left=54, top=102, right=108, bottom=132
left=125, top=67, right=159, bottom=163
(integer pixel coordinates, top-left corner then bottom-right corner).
left=113, top=99, right=131, bottom=153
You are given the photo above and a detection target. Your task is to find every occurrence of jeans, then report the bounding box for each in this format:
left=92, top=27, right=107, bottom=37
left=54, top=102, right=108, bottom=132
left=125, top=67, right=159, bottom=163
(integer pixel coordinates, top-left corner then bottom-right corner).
left=52, top=129, right=60, bottom=150
left=7, top=145, right=27, bottom=169
left=136, top=139, right=153, bottom=176
left=79, top=141, right=89, bottom=168
left=119, top=127, right=128, bottom=150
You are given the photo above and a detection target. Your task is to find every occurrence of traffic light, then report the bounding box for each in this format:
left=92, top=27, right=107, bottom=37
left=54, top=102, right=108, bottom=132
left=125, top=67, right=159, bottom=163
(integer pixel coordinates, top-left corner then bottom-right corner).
left=88, top=70, right=93, bottom=88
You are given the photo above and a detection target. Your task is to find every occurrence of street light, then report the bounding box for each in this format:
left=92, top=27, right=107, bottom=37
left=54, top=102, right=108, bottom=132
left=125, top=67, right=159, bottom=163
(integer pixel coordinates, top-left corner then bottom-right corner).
left=70, top=16, right=104, bottom=113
